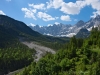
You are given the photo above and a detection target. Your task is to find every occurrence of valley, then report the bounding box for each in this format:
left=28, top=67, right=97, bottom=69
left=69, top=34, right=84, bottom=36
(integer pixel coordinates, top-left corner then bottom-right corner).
left=0, top=14, right=100, bottom=75
left=1, top=0, right=100, bottom=75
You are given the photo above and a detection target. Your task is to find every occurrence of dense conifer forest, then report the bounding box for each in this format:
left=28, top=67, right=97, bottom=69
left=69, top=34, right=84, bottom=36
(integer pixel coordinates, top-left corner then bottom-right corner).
left=0, top=39, right=36, bottom=75
left=17, top=27, right=100, bottom=75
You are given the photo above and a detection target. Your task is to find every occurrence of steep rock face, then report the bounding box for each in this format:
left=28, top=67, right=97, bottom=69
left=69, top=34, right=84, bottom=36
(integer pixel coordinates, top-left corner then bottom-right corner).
left=84, top=15, right=100, bottom=31
left=29, top=23, right=72, bottom=37
left=29, top=15, right=100, bottom=37
left=76, top=28, right=90, bottom=38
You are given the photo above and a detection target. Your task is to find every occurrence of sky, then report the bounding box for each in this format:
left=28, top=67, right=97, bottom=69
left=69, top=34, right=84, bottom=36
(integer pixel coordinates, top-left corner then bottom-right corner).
left=0, top=0, right=100, bottom=26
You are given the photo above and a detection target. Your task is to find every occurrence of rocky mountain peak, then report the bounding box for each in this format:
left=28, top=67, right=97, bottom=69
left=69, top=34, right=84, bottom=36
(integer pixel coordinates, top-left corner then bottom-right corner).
left=75, top=20, right=85, bottom=27
left=29, top=15, right=100, bottom=37
left=94, top=15, right=100, bottom=21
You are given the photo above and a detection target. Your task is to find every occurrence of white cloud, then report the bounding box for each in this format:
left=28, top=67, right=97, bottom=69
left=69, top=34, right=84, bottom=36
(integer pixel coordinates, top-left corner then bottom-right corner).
left=21, top=0, right=100, bottom=22
left=28, top=23, right=36, bottom=27
left=22, top=3, right=47, bottom=20
left=84, top=0, right=100, bottom=18
left=91, top=11, right=100, bottom=18
left=55, top=22, right=60, bottom=25
left=60, top=15, right=71, bottom=21
left=30, top=9, right=37, bottom=13
left=46, top=0, right=100, bottom=16
left=21, top=8, right=37, bottom=20
left=46, top=0, right=63, bottom=9
left=69, top=0, right=100, bottom=17
left=91, top=11, right=98, bottom=18
left=61, top=1, right=86, bottom=15
left=6, top=0, right=11, bottom=2
left=47, top=0, right=86, bottom=15
left=0, top=10, right=6, bottom=15
left=28, top=3, right=46, bottom=10
left=37, top=12, right=58, bottom=21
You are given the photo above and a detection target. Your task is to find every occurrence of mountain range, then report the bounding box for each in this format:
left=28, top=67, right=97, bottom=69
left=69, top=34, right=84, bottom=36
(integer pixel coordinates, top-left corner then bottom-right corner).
left=29, top=15, right=100, bottom=37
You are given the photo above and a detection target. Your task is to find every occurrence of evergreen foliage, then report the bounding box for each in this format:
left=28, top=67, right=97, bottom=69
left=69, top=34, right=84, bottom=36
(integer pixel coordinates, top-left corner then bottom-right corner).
left=18, top=27, right=100, bottom=75
left=0, top=41, right=36, bottom=75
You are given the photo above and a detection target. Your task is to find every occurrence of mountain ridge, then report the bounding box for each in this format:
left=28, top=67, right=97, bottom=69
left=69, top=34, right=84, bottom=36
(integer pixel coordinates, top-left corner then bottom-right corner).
left=0, top=15, right=69, bottom=74
left=29, top=15, right=100, bottom=37
left=0, top=15, right=69, bottom=49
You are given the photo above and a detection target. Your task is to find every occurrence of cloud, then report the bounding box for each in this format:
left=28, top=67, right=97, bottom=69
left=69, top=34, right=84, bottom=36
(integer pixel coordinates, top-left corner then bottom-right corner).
left=28, top=23, right=36, bottom=27
left=0, top=10, right=6, bottom=15
left=54, top=22, right=60, bottom=25
left=61, top=0, right=100, bottom=17
left=84, top=0, right=100, bottom=10
left=84, top=0, right=100, bottom=18
left=21, top=0, right=100, bottom=23
left=60, top=1, right=86, bottom=15
left=21, top=8, right=37, bottom=20
left=46, top=0, right=100, bottom=17
left=37, top=12, right=58, bottom=21
left=91, top=11, right=100, bottom=18
left=6, top=0, right=11, bottom=2
left=28, top=3, right=46, bottom=10
left=22, top=3, right=47, bottom=20
left=47, top=0, right=86, bottom=15
left=60, top=15, right=71, bottom=21
left=46, top=0, right=63, bottom=9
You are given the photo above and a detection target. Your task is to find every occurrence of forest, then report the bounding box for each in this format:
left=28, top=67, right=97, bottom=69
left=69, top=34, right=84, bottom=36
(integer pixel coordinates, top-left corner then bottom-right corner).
left=17, top=27, right=100, bottom=75
left=0, top=39, right=36, bottom=75
left=0, top=15, right=70, bottom=75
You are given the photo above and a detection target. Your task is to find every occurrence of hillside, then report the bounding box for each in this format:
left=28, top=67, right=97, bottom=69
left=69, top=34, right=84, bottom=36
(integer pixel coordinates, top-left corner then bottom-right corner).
left=18, top=26, right=100, bottom=75
left=0, top=15, right=40, bottom=48
left=1, top=15, right=100, bottom=75
left=0, top=15, right=69, bottom=49
left=0, top=15, right=69, bottom=75
left=1, top=0, right=100, bottom=75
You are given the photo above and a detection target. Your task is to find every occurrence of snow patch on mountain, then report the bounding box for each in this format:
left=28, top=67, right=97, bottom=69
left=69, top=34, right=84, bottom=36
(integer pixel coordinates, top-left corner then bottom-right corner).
left=29, top=15, right=100, bottom=37
left=66, top=33, right=76, bottom=37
